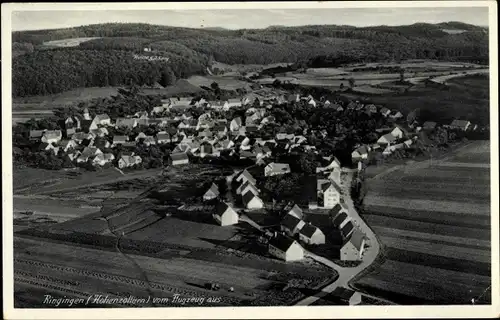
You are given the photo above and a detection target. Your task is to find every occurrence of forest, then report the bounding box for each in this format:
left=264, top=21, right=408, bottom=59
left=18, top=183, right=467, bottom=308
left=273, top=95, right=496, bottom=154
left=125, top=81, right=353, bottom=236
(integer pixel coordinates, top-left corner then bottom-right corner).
left=12, top=22, right=489, bottom=97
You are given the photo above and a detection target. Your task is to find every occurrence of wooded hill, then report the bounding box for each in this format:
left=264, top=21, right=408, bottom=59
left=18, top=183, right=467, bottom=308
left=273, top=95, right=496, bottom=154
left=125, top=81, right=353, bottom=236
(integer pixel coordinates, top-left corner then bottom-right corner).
left=12, top=22, right=488, bottom=97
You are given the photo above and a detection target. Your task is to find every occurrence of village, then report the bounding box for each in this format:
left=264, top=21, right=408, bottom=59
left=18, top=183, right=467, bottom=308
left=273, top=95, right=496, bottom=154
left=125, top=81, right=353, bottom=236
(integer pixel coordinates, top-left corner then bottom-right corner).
left=18, top=88, right=482, bottom=271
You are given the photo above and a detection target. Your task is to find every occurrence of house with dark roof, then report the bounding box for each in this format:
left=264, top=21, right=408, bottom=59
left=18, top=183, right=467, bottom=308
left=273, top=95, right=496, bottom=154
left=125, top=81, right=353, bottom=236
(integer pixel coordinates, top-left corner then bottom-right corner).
left=351, top=145, right=370, bottom=162
left=340, top=228, right=366, bottom=261
left=280, top=214, right=305, bottom=237
left=340, top=220, right=355, bottom=239
left=324, top=287, right=362, bottom=305
left=242, top=190, right=264, bottom=210
left=213, top=202, right=239, bottom=226
left=268, top=234, right=304, bottom=261
left=422, top=121, right=437, bottom=131
left=299, top=223, right=325, bottom=245
left=29, top=130, right=45, bottom=141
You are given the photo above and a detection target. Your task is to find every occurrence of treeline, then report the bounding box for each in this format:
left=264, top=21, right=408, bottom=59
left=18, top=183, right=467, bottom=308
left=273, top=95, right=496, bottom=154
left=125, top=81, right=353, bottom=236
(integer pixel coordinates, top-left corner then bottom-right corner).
left=12, top=22, right=488, bottom=97
left=12, top=48, right=208, bottom=97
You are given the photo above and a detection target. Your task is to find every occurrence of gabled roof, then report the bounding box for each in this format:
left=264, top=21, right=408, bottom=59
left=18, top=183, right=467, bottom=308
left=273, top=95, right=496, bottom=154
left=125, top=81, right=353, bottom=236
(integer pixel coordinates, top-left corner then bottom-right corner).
left=288, top=204, right=303, bottom=218
left=42, top=130, right=62, bottom=140
left=450, top=119, right=470, bottom=127
left=346, top=228, right=366, bottom=250
left=231, top=117, right=242, bottom=126
left=379, top=133, right=396, bottom=143
left=318, top=179, right=342, bottom=193
left=281, top=213, right=303, bottom=231
left=332, top=211, right=348, bottom=227
left=266, top=162, right=290, bottom=173
left=331, top=202, right=348, bottom=216
left=328, top=287, right=357, bottom=302
left=242, top=190, right=261, bottom=206
left=170, top=152, right=189, bottom=162
left=205, top=183, right=220, bottom=196
left=353, top=145, right=369, bottom=155
left=341, top=221, right=354, bottom=237
left=299, top=223, right=321, bottom=238
left=237, top=169, right=256, bottom=185
left=268, top=234, right=296, bottom=252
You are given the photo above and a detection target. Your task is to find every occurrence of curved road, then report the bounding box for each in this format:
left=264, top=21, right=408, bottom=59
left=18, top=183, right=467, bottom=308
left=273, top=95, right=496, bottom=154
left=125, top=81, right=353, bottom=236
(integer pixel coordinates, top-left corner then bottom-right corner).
left=293, top=168, right=386, bottom=305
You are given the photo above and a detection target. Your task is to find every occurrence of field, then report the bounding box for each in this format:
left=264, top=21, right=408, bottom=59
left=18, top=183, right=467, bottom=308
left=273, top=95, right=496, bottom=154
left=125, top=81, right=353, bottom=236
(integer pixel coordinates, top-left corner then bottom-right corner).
left=353, top=141, right=491, bottom=305
left=187, top=75, right=252, bottom=91
left=11, top=80, right=203, bottom=124
left=41, top=37, right=102, bottom=48
left=13, top=163, right=337, bottom=307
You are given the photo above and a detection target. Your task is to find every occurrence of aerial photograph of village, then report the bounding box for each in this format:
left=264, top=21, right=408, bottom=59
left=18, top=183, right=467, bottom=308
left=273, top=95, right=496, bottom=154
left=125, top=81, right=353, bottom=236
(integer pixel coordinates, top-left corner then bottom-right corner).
left=7, top=4, right=493, bottom=309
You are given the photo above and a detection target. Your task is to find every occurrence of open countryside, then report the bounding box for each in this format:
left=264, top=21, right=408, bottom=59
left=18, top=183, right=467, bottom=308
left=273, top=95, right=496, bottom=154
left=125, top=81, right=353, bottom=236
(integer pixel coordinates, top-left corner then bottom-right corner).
left=354, top=141, right=491, bottom=304
left=9, top=13, right=493, bottom=311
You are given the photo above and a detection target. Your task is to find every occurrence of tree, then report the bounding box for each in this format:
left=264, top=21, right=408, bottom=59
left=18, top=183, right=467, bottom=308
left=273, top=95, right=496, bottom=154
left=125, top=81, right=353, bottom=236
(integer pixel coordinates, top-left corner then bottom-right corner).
left=210, top=81, right=219, bottom=90
left=348, top=78, right=355, bottom=88
left=340, top=83, right=344, bottom=90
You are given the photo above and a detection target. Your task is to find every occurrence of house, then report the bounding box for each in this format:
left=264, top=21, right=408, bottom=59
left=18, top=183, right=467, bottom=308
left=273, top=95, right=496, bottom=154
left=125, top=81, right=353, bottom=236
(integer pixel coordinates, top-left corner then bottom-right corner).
left=281, top=213, right=306, bottom=236
left=377, top=133, right=397, bottom=146
left=203, top=183, right=220, bottom=201
left=213, top=202, right=239, bottom=226
left=60, top=139, right=78, bottom=153
left=135, top=132, right=147, bottom=142
left=156, top=133, right=171, bottom=144
left=341, top=228, right=366, bottom=261
left=351, top=146, right=369, bottom=161
left=29, top=130, right=45, bottom=141
left=93, top=153, right=115, bottom=166
left=379, top=107, right=391, bottom=117
left=340, top=221, right=355, bottom=239
left=317, top=179, right=342, bottom=209
left=92, top=114, right=111, bottom=127
left=450, top=119, right=471, bottom=131
left=230, top=117, right=243, bottom=131
left=115, top=118, right=138, bottom=129
left=288, top=204, right=303, bottom=219
left=112, top=135, right=129, bottom=146
left=389, top=110, right=403, bottom=119
left=404, top=139, right=413, bottom=147
left=134, top=111, right=149, bottom=119
left=236, top=180, right=259, bottom=196
left=327, top=167, right=342, bottom=186
left=66, top=151, right=81, bottom=162
left=299, top=223, right=325, bottom=245
left=390, top=126, right=405, bottom=139
left=423, top=121, right=437, bottom=131
left=77, top=147, right=103, bottom=163
left=90, top=127, right=109, bottom=138
left=118, top=155, right=142, bottom=169
left=217, top=138, right=235, bottom=150
left=242, top=190, right=264, bottom=210
left=366, top=104, right=377, bottom=114
left=82, top=108, right=92, bottom=120
left=200, top=143, right=213, bottom=158
left=143, top=136, right=156, bottom=146
left=41, top=130, right=62, bottom=145
left=151, top=106, right=165, bottom=115
left=331, top=203, right=350, bottom=228
left=325, top=287, right=362, bottom=305
left=236, top=169, right=256, bottom=186
left=268, top=234, right=304, bottom=262
left=332, top=211, right=350, bottom=230
left=64, top=116, right=81, bottom=130
left=71, top=132, right=92, bottom=143
left=169, top=152, right=189, bottom=166
left=264, top=163, right=291, bottom=177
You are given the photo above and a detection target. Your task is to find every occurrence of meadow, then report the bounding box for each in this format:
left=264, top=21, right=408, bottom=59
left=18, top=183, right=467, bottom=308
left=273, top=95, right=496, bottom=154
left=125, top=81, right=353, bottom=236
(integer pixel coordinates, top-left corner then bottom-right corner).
left=352, top=141, right=491, bottom=305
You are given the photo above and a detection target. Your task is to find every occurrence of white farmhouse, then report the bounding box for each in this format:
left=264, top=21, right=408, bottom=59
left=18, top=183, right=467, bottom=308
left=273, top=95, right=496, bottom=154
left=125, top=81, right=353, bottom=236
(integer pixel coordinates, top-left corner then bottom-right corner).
left=268, top=234, right=304, bottom=262
left=213, top=202, right=238, bottom=226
